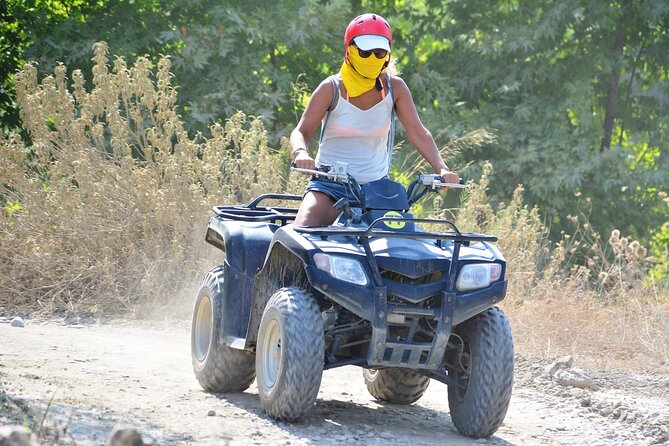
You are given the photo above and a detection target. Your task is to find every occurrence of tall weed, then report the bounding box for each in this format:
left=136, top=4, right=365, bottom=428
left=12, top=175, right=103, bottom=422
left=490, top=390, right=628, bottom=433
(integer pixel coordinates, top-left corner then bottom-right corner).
left=1, top=42, right=302, bottom=316
left=426, top=162, right=668, bottom=369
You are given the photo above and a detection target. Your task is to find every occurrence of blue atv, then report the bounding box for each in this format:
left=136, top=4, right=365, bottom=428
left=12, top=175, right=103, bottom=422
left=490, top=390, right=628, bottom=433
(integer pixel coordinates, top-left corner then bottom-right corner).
left=191, top=163, right=514, bottom=439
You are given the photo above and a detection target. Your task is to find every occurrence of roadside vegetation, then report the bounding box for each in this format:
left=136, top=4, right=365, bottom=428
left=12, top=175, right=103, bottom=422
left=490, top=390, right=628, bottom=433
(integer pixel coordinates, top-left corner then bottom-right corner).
left=1, top=44, right=667, bottom=370
left=0, top=380, right=61, bottom=444
left=1, top=43, right=301, bottom=316
left=447, top=165, right=668, bottom=370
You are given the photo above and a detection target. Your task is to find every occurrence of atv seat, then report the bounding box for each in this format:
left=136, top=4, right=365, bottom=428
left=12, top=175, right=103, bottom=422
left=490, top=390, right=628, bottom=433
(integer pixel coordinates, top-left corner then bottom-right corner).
left=363, top=178, right=410, bottom=212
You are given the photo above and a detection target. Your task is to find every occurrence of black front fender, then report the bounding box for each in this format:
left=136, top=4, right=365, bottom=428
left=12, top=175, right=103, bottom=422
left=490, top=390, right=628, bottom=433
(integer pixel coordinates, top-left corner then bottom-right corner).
left=244, top=228, right=316, bottom=349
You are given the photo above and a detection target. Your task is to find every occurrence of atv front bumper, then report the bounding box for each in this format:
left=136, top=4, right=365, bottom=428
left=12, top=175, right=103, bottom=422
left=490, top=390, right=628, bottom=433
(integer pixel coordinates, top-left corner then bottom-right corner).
left=308, top=264, right=507, bottom=371
left=367, top=280, right=507, bottom=370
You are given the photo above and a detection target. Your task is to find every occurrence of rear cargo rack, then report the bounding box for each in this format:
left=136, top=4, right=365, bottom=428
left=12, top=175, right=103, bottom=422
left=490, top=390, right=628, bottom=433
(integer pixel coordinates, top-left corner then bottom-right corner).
left=212, top=194, right=301, bottom=226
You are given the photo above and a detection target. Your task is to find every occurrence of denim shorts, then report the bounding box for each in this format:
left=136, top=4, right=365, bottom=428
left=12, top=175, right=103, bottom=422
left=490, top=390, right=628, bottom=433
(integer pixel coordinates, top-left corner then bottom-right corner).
left=306, top=178, right=360, bottom=206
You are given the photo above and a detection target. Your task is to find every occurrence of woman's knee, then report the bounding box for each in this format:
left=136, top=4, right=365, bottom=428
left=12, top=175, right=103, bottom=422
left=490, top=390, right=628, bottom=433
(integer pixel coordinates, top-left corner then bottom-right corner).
left=294, top=191, right=337, bottom=226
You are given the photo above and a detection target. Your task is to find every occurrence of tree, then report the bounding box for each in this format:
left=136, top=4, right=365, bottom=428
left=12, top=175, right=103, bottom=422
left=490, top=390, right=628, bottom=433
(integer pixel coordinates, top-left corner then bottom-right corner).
left=5, top=0, right=668, bottom=243
left=1, top=0, right=180, bottom=136
left=0, top=1, right=28, bottom=135
left=374, top=0, right=669, bottom=241
left=159, top=0, right=352, bottom=138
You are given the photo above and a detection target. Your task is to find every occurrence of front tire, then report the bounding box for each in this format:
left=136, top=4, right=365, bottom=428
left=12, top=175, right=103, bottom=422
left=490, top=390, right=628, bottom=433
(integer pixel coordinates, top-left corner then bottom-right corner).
left=363, top=368, right=430, bottom=404
left=447, top=307, right=514, bottom=438
left=256, top=287, right=324, bottom=422
left=191, top=266, right=255, bottom=392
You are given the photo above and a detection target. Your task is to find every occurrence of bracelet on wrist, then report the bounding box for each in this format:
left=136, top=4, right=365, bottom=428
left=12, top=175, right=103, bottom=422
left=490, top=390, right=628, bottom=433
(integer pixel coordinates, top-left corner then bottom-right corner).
left=293, top=147, right=307, bottom=157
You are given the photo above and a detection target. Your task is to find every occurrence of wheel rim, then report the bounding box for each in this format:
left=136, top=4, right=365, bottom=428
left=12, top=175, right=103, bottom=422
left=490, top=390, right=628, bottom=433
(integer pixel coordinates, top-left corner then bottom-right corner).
left=452, top=340, right=471, bottom=403
left=194, top=295, right=213, bottom=362
left=364, top=369, right=379, bottom=380
left=261, top=318, right=282, bottom=388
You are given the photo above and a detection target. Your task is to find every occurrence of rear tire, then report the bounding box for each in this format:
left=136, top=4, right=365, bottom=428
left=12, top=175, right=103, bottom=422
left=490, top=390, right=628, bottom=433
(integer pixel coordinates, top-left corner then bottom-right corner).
left=191, top=266, right=255, bottom=392
left=363, top=368, right=430, bottom=404
left=447, top=307, right=514, bottom=438
left=256, top=287, right=324, bottom=422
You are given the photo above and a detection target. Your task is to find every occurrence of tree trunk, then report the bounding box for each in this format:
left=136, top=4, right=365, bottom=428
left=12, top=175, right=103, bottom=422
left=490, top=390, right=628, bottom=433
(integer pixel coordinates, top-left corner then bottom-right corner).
left=600, top=14, right=626, bottom=152
left=618, top=43, right=644, bottom=146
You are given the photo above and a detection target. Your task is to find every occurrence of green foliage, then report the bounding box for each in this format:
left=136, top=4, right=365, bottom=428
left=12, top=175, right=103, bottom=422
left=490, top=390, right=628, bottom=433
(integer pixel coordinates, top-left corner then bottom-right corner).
left=18, top=0, right=177, bottom=72
left=3, top=200, right=21, bottom=216
left=2, top=0, right=668, bottom=246
left=0, top=1, right=26, bottom=135
left=373, top=0, right=669, bottom=243
left=159, top=0, right=352, bottom=138
left=1, top=0, right=181, bottom=137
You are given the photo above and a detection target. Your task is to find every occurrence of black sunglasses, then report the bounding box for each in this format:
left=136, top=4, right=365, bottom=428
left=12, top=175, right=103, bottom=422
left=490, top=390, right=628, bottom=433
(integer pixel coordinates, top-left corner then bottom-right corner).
left=352, top=43, right=388, bottom=59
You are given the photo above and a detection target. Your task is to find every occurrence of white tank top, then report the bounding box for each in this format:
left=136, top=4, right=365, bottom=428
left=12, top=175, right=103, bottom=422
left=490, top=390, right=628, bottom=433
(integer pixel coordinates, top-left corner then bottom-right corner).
left=315, top=78, right=394, bottom=183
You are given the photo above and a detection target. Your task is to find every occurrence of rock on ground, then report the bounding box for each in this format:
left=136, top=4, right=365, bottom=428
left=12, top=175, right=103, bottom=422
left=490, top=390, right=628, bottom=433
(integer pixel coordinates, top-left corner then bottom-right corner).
left=547, top=355, right=594, bottom=389
left=0, top=425, right=38, bottom=446
left=107, top=428, right=144, bottom=446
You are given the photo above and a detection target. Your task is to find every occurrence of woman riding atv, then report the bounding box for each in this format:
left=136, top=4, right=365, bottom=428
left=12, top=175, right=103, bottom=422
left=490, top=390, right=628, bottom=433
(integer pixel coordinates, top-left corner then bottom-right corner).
left=290, top=13, right=460, bottom=227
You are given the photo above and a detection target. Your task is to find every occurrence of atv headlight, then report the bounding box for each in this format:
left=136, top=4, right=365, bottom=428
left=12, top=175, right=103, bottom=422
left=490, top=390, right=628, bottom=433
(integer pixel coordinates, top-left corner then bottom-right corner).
left=313, top=253, right=368, bottom=286
left=456, top=263, right=502, bottom=291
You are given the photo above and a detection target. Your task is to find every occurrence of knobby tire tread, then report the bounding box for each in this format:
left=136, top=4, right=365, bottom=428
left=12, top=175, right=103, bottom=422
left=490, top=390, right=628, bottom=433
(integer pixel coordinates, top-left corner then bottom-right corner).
left=258, top=287, right=324, bottom=422
left=364, top=368, right=430, bottom=405
left=448, top=306, right=514, bottom=438
left=192, top=266, right=255, bottom=393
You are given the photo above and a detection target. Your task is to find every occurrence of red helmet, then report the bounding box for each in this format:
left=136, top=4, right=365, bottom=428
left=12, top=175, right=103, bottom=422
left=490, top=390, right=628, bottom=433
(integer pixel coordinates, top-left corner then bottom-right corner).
left=344, top=13, right=392, bottom=51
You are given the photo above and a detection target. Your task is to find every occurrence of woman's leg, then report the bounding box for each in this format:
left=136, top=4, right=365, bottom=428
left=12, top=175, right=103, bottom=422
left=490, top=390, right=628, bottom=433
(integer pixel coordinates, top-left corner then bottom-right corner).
left=294, top=191, right=341, bottom=227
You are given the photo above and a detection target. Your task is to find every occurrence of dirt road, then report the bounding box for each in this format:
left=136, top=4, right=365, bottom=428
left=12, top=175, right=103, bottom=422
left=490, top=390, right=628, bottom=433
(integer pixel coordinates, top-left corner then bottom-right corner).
left=1, top=320, right=667, bottom=445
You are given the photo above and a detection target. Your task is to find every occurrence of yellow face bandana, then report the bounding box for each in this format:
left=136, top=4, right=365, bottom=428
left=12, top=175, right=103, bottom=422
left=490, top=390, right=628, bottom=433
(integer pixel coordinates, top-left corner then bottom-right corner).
left=340, top=45, right=389, bottom=98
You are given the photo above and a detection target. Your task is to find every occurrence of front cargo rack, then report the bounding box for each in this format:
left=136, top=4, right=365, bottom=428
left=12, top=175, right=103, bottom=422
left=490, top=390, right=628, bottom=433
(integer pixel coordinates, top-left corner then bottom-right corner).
left=212, top=195, right=498, bottom=245
left=295, top=217, right=497, bottom=244
left=296, top=217, right=499, bottom=297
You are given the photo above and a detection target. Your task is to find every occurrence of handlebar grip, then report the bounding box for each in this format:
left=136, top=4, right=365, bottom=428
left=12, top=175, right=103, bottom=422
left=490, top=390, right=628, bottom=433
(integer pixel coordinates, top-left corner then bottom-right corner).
left=441, top=177, right=465, bottom=185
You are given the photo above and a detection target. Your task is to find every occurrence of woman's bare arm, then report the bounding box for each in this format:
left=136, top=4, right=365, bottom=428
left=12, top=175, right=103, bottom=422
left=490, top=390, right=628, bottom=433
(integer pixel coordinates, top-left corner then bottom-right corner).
left=392, top=77, right=459, bottom=184
left=290, top=79, right=335, bottom=169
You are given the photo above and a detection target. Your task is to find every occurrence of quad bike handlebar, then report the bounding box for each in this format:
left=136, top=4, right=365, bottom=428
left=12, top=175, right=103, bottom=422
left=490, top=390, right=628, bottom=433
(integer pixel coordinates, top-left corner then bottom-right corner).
left=290, top=163, right=351, bottom=183
left=290, top=163, right=469, bottom=189
left=290, top=163, right=469, bottom=209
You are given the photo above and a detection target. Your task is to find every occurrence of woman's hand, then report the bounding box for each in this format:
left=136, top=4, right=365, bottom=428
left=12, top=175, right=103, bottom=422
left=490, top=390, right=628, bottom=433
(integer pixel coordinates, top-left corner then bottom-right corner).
left=294, top=149, right=316, bottom=170
left=439, top=168, right=459, bottom=187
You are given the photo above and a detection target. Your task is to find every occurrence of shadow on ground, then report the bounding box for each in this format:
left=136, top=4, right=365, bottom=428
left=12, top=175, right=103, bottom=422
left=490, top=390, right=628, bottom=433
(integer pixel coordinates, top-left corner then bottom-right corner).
left=218, top=391, right=517, bottom=446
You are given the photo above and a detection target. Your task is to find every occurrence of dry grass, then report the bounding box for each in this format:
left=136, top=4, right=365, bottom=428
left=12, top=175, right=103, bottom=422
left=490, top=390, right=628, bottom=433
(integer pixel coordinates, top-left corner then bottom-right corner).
left=0, top=42, right=304, bottom=317
left=505, top=294, right=669, bottom=371
left=1, top=43, right=667, bottom=369
left=428, top=162, right=669, bottom=371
